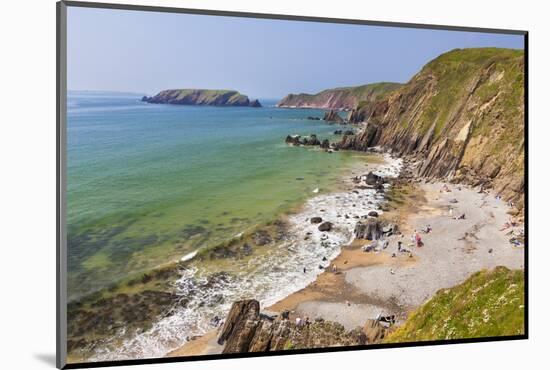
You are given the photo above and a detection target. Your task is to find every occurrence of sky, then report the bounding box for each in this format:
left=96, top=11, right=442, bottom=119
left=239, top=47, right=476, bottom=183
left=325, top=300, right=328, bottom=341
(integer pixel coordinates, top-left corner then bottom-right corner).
left=67, top=6, right=524, bottom=99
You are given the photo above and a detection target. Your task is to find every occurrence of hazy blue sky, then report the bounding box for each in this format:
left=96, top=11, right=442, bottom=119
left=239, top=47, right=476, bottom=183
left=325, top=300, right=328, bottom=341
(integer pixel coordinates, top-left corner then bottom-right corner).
left=67, top=6, right=524, bottom=99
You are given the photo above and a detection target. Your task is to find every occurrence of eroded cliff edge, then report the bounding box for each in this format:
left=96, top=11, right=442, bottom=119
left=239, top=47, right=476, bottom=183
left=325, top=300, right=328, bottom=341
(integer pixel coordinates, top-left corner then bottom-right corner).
left=339, top=48, right=525, bottom=210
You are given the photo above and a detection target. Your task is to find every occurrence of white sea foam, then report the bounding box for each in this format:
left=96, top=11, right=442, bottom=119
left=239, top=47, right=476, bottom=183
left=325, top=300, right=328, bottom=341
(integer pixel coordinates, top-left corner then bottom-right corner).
left=180, top=250, right=198, bottom=262
left=89, top=154, right=402, bottom=362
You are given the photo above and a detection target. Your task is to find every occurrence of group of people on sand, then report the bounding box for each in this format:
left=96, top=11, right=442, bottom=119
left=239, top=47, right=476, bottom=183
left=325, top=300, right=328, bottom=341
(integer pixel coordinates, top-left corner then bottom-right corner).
left=295, top=316, right=310, bottom=327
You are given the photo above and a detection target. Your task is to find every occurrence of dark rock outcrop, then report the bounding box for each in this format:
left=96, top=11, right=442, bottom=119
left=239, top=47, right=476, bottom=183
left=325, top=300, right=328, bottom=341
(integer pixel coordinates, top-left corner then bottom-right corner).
left=218, top=300, right=262, bottom=352
left=285, top=135, right=302, bottom=146
left=218, top=299, right=368, bottom=353
left=302, top=134, right=321, bottom=146
left=318, top=222, right=333, bottom=232
left=310, top=217, right=323, bottom=224
left=323, top=110, right=344, bottom=123
left=354, top=219, right=383, bottom=240
left=365, top=172, right=383, bottom=186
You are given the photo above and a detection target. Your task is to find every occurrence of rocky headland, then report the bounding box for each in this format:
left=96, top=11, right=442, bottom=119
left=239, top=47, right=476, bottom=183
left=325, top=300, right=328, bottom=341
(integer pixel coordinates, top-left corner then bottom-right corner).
left=142, top=89, right=261, bottom=107
left=277, top=82, right=402, bottom=110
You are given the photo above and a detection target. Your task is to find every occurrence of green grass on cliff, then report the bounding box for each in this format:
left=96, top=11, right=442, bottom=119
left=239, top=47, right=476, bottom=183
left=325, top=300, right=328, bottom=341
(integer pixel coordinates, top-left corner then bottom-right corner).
left=385, top=267, right=525, bottom=343
left=411, top=48, right=524, bottom=139
left=280, top=82, right=402, bottom=108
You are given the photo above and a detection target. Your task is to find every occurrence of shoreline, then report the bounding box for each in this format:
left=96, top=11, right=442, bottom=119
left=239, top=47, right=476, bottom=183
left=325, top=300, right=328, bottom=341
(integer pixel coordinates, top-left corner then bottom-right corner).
left=68, top=151, right=397, bottom=363
left=166, top=152, right=405, bottom=356
left=169, top=153, right=525, bottom=356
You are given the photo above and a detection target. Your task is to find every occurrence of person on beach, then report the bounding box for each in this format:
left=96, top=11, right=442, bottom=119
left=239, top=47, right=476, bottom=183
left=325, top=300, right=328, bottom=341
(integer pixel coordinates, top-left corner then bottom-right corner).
left=397, top=241, right=402, bottom=252
left=415, top=232, right=423, bottom=248
left=303, top=267, right=307, bottom=274
left=332, top=264, right=337, bottom=273
left=296, top=317, right=302, bottom=326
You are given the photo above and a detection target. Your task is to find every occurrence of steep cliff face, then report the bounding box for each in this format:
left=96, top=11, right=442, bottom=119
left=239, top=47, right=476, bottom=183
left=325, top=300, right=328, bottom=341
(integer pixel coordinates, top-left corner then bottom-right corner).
left=339, top=48, right=525, bottom=208
left=277, top=82, right=401, bottom=110
left=142, top=89, right=261, bottom=107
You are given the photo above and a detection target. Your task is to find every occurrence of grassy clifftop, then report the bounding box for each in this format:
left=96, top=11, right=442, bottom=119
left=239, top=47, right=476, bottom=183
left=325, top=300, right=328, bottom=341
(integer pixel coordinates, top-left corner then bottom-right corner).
left=277, top=82, right=401, bottom=109
left=143, top=89, right=261, bottom=107
left=385, top=267, right=525, bottom=343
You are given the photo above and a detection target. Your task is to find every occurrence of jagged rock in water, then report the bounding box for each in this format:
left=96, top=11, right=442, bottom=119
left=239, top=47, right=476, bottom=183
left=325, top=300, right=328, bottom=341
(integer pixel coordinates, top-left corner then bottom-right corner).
left=249, top=99, right=262, bottom=108
left=285, top=135, right=301, bottom=146
left=306, top=116, right=321, bottom=120
left=320, top=139, right=330, bottom=149
left=318, top=221, right=333, bottom=232
left=218, top=299, right=367, bottom=353
left=323, top=110, right=344, bottom=123
left=354, top=219, right=383, bottom=240
left=302, top=134, right=321, bottom=146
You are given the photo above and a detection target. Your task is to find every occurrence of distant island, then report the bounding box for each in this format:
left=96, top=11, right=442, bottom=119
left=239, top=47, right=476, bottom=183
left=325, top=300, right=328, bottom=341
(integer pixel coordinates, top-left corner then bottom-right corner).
left=142, top=89, right=261, bottom=107
left=277, top=82, right=402, bottom=110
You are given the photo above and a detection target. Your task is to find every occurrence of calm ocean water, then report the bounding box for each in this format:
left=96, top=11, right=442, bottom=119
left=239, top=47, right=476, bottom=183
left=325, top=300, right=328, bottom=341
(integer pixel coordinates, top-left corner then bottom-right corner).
left=67, top=91, right=364, bottom=301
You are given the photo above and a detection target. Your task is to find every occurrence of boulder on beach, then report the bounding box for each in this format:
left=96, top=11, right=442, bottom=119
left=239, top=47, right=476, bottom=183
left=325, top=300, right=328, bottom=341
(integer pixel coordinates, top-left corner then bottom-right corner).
left=310, top=217, right=323, bottom=224
left=368, top=211, right=379, bottom=218
left=364, top=171, right=383, bottom=185
left=354, top=219, right=383, bottom=240
left=318, top=221, right=333, bottom=232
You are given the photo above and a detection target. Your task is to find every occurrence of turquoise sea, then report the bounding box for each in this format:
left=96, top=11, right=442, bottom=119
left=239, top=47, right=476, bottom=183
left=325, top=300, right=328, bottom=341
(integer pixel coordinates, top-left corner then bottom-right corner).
left=67, top=91, right=365, bottom=301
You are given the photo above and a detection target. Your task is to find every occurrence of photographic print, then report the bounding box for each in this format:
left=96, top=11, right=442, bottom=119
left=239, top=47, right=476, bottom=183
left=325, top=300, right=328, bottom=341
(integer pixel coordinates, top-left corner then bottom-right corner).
left=59, top=2, right=527, bottom=367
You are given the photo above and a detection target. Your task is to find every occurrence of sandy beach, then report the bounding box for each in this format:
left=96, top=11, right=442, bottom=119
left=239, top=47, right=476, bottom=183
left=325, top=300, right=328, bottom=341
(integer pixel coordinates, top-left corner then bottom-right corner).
left=170, top=156, right=525, bottom=355
left=271, top=179, right=524, bottom=334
